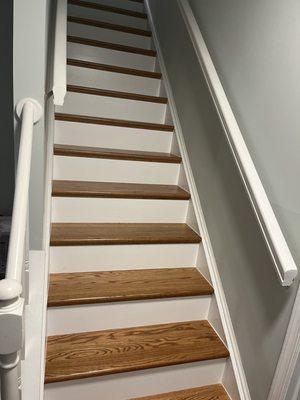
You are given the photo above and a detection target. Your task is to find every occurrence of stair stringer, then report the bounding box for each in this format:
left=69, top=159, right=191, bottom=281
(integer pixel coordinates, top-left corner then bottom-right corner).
left=145, top=1, right=248, bottom=399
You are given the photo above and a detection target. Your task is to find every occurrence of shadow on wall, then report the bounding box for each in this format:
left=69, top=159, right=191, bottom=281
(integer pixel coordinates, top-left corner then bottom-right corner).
left=147, top=1, right=299, bottom=399
left=0, top=1, right=15, bottom=278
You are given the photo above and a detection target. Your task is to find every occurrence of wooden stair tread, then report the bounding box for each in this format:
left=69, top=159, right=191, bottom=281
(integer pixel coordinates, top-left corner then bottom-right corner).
left=68, top=16, right=151, bottom=37
left=67, top=84, right=168, bottom=103
left=54, top=144, right=181, bottom=163
left=50, top=223, right=201, bottom=246
left=130, top=384, right=230, bottom=400
left=69, top=0, right=147, bottom=19
left=45, top=321, right=229, bottom=383
left=67, top=58, right=162, bottom=79
left=52, top=181, right=190, bottom=200
left=67, top=35, right=156, bottom=57
left=48, top=268, right=213, bottom=306
left=55, top=113, right=174, bottom=131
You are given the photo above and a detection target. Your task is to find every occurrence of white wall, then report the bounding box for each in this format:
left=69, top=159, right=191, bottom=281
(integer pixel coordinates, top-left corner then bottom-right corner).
left=147, top=1, right=299, bottom=399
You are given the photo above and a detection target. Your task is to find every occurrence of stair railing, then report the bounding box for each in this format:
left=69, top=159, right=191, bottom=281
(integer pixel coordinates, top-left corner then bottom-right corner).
left=0, top=98, right=42, bottom=400
left=178, top=0, right=297, bottom=286
left=52, top=0, right=67, bottom=106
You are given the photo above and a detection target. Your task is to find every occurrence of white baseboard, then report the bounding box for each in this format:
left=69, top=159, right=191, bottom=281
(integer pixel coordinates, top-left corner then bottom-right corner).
left=144, top=1, right=251, bottom=399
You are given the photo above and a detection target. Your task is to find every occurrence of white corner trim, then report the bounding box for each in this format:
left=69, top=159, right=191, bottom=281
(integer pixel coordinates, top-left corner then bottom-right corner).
left=145, top=1, right=251, bottom=399
left=267, top=285, right=300, bottom=400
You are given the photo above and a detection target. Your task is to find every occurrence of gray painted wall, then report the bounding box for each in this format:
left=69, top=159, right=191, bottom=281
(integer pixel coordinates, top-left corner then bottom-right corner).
left=0, top=1, right=15, bottom=216
left=147, top=1, right=299, bottom=399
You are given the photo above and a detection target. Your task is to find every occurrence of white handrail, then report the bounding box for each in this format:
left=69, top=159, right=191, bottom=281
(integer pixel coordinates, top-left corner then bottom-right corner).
left=0, top=98, right=42, bottom=400
left=52, top=0, right=67, bottom=106
left=178, top=0, right=297, bottom=286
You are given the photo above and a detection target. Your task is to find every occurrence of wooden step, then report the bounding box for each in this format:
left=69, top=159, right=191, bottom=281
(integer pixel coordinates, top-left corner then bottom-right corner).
left=67, top=35, right=156, bottom=57
left=55, top=113, right=174, bottom=131
left=45, top=320, right=229, bottom=383
left=130, top=384, right=230, bottom=400
left=69, top=0, right=147, bottom=19
left=68, top=15, right=151, bottom=36
left=52, top=181, right=190, bottom=200
left=67, top=58, right=162, bottom=79
left=48, top=268, right=213, bottom=307
left=66, top=84, right=168, bottom=103
left=54, top=144, right=181, bottom=163
left=50, top=223, right=201, bottom=246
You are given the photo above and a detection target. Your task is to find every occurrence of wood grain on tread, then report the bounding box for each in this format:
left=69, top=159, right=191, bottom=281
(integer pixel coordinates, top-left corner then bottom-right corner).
left=48, top=268, right=213, bottom=306
left=68, top=16, right=151, bottom=36
left=130, top=384, right=230, bottom=400
left=69, top=0, right=147, bottom=19
left=67, top=35, right=156, bottom=56
left=45, top=321, right=229, bottom=383
left=67, top=58, right=162, bottom=79
left=55, top=113, right=174, bottom=131
left=52, top=181, right=190, bottom=200
left=67, top=84, right=167, bottom=103
left=54, top=144, right=181, bottom=163
left=50, top=223, right=201, bottom=246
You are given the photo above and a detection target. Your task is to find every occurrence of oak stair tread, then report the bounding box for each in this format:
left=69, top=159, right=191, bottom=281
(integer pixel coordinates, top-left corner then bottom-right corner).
left=68, top=15, right=152, bottom=37
left=67, top=84, right=168, bottom=103
left=52, top=181, right=190, bottom=200
left=50, top=223, right=201, bottom=246
left=55, top=113, right=174, bottom=131
left=67, top=58, right=162, bottom=79
left=54, top=144, right=181, bottom=163
left=67, top=35, right=156, bottom=57
left=48, top=267, right=213, bottom=307
left=130, top=384, right=230, bottom=400
left=45, top=320, right=229, bottom=383
left=69, top=0, right=148, bottom=19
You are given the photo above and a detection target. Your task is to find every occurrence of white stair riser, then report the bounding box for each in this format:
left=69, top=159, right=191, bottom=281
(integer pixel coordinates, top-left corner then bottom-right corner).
left=54, top=121, right=172, bottom=152
left=74, top=0, right=145, bottom=13
left=50, top=244, right=199, bottom=272
left=58, top=92, right=166, bottom=124
left=68, top=22, right=151, bottom=49
left=52, top=198, right=188, bottom=223
left=44, top=359, right=226, bottom=400
left=68, top=42, right=155, bottom=71
left=53, top=156, right=180, bottom=184
left=47, top=296, right=211, bottom=335
left=67, top=66, right=161, bottom=96
left=68, top=4, right=148, bottom=30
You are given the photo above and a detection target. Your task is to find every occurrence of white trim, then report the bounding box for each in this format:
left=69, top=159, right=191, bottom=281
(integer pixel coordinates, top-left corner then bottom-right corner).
left=145, top=1, right=251, bottom=399
left=176, top=0, right=297, bottom=287
left=267, top=285, right=300, bottom=400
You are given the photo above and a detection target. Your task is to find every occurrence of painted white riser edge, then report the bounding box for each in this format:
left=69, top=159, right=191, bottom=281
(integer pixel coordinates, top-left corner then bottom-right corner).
left=53, top=156, right=180, bottom=184
left=47, top=296, right=211, bottom=335
left=75, top=0, right=145, bottom=13
left=51, top=198, right=188, bottom=223
left=68, top=4, right=148, bottom=30
left=44, top=359, right=226, bottom=400
left=57, top=92, right=166, bottom=124
left=50, top=243, right=199, bottom=272
left=68, top=22, right=151, bottom=49
left=54, top=121, right=172, bottom=153
left=67, top=66, right=160, bottom=96
left=68, top=42, right=155, bottom=71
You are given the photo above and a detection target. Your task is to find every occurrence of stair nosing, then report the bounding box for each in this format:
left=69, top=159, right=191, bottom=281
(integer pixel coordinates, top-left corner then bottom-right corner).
left=66, top=84, right=168, bottom=104
left=69, top=0, right=148, bottom=19
left=55, top=113, right=174, bottom=131
left=67, top=35, right=156, bottom=57
left=67, top=58, right=162, bottom=79
left=68, top=15, right=152, bottom=37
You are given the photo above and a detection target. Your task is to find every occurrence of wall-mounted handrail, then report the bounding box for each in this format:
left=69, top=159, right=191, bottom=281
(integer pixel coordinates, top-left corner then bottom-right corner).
left=178, top=0, right=297, bottom=286
left=52, top=0, right=67, bottom=106
left=0, top=98, right=42, bottom=400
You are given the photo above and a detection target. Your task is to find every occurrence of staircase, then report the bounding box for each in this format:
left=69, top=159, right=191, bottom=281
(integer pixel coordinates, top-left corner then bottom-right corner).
left=45, top=0, right=231, bottom=399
